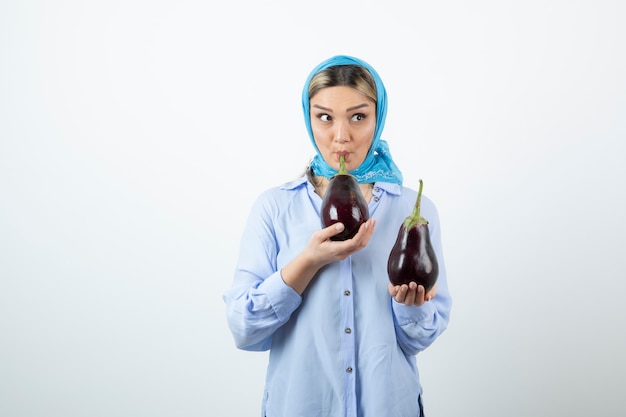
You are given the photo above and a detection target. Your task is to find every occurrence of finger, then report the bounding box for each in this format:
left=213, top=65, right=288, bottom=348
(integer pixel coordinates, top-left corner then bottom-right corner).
left=333, top=219, right=376, bottom=255
left=322, top=222, right=345, bottom=240
left=425, top=284, right=437, bottom=301
left=410, top=285, right=425, bottom=306
left=404, top=283, right=418, bottom=305
left=347, top=219, right=375, bottom=246
left=395, top=284, right=408, bottom=303
left=417, top=284, right=425, bottom=299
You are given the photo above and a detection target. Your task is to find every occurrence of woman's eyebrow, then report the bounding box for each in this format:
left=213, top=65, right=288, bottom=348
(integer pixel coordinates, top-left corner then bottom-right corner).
left=312, top=104, right=332, bottom=112
left=346, top=103, right=370, bottom=112
left=312, top=103, right=370, bottom=112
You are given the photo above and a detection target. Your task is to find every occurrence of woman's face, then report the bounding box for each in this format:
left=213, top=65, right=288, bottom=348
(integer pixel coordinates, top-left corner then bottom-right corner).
left=310, top=86, right=376, bottom=172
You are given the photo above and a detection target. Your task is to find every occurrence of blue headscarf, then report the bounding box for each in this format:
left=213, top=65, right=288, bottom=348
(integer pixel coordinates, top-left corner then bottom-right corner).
left=302, top=55, right=403, bottom=185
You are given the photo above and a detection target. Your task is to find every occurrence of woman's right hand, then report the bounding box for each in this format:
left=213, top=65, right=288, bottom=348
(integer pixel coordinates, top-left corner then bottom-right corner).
left=280, top=218, right=376, bottom=294
left=311, top=218, right=377, bottom=265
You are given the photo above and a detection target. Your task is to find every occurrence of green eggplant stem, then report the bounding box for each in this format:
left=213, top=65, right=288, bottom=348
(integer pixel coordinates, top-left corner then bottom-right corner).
left=404, top=179, right=428, bottom=229
left=338, top=155, right=347, bottom=175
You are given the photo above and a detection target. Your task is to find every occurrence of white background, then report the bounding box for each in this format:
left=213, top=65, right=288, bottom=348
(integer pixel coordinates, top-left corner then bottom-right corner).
left=1, top=1, right=625, bottom=416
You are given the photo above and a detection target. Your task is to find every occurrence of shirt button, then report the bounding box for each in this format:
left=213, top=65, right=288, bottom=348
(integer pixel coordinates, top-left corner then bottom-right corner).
left=373, top=197, right=379, bottom=202
left=344, top=290, right=350, bottom=296
left=345, top=328, right=351, bottom=334
left=373, top=187, right=380, bottom=193
left=346, top=367, right=353, bottom=373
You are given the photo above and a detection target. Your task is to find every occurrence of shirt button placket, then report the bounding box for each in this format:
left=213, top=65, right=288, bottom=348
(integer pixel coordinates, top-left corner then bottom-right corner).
left=371, top=187, right=381, bottom=204
left=339, top=257, right=357, bottom=415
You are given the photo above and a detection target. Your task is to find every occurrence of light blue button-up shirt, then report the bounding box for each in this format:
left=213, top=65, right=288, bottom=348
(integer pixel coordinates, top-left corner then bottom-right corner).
left=223, top=175, right=452, bottom=417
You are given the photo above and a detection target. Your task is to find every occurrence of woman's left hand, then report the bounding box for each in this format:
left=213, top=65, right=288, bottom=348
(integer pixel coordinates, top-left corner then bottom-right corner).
left=388, top=282, right=437, bottom=307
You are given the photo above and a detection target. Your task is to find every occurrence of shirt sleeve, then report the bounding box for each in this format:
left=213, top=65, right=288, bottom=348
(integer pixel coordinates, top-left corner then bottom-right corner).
left=222, top=191, right=303, bottom=351
left=390, top=196, right=452, bottom=356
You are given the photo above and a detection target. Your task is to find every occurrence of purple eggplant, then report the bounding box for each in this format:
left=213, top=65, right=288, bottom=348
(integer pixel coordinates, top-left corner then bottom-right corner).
left=320, top=155, right=369, bottom=241
left=387, top=179, right=439, bottom=290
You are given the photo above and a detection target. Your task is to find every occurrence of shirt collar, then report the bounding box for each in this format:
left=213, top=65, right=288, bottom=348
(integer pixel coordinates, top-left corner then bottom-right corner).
left=280, top=175, right=309, bottom=190
left=374, top=181, right=402, bottom=196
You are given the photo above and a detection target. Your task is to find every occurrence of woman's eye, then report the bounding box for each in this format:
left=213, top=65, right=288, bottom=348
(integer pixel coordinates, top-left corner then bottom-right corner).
left=352, top=113, right=366, bottom=122
left=319, top=114, right=331, bottom=122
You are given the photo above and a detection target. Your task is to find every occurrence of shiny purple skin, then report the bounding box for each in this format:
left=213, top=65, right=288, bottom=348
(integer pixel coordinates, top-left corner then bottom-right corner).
left=320, top=174, right=369, bottom=241
left=387, top=223, right=439, bottom=290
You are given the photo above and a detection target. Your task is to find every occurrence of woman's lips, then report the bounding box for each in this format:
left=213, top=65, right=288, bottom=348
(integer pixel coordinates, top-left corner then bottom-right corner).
left=336, top=151, right=350, bottom=160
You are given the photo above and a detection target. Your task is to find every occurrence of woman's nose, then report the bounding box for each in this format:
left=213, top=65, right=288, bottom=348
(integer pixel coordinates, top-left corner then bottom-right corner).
left=333, top=121, right=349, bottom=143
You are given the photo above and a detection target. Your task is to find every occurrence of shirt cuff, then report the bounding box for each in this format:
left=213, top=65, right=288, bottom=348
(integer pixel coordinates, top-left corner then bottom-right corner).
left=392, top=299, right=435, bottom=325
left=262, top=270, right=302, bottom=322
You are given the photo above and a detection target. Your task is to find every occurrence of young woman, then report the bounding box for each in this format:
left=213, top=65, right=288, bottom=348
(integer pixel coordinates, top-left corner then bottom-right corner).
left=223, top=55, right=452, bottom=417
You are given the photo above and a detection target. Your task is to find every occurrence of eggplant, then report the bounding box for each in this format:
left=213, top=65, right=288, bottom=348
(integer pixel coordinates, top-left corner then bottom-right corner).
left=387, top=179, right=439, bottom=290
left=320, top=155, right=369, bottom=241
